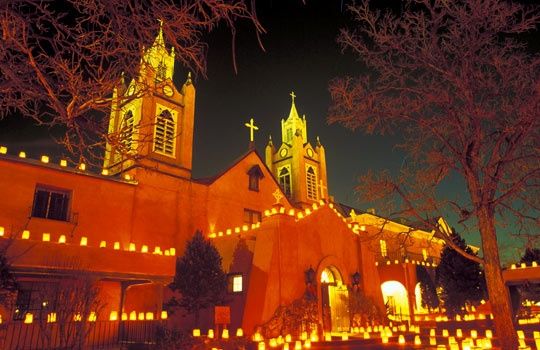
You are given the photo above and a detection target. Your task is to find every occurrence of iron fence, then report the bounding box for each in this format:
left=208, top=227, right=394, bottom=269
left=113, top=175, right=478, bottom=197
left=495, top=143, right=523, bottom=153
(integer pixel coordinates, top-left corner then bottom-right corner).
left=0, top=319, right=164, bottom=349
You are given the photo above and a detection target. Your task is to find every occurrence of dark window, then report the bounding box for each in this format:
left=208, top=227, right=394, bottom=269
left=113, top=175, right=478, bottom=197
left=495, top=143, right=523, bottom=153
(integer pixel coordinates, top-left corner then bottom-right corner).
left=243, top=209, right=261, bottom=225
left=247, top=165, right=264, bottom=192
left=227, top=274, right=243, bottom=293
left=13, top=282, right=58, bottom=321
left=249, top=173, right=259, bottom=191
left=279, top=167, right=291, bottom=197
left=32, top=186, right=70, bottom=221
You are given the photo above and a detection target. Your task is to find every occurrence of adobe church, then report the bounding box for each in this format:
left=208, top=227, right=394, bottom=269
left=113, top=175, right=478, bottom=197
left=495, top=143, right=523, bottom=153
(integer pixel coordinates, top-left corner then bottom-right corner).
left=0, top=26, right=444, bottom=334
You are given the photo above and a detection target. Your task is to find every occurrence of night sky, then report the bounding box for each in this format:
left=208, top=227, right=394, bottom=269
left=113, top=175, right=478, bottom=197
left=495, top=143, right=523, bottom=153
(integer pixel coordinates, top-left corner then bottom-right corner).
left=192, top=1, right=403, bottom=203
left=0, top=0, right=536, bottom=262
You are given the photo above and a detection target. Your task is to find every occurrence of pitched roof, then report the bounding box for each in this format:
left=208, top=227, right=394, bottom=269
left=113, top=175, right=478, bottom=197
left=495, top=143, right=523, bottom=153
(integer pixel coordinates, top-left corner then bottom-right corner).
left=193, top=149, right=260, bottom=185
left=192, top=149, right=295, bottom=207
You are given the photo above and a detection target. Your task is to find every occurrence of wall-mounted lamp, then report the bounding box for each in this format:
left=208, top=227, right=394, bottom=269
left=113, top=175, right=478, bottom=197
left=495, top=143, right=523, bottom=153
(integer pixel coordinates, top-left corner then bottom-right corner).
left=305, top=266, right=315, bottom=286
left=352, top=271, right=361, bottom=287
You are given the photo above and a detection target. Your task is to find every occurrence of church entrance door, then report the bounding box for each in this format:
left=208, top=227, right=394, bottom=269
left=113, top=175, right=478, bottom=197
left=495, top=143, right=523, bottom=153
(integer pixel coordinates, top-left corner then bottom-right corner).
left=320, top=266, right=350, bottom=333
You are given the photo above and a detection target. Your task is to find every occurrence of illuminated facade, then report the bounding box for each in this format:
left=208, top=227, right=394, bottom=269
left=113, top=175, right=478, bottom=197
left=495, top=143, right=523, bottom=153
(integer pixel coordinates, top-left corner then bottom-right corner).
left=0, top=26, right=446, bottom=335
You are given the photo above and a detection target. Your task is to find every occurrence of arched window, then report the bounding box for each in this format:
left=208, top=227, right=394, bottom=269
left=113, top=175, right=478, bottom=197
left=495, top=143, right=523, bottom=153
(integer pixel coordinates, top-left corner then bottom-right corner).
left=121, top=110, right=134, bottom=151
left=247, top=165, right=264, bottom=191
left=278, top=166, right=291, bottom=197
left=306, top=165, right=317, bottom=200
left=154, top=109, right=176, bottom=156
left=155, top=61, right=167, bottom=82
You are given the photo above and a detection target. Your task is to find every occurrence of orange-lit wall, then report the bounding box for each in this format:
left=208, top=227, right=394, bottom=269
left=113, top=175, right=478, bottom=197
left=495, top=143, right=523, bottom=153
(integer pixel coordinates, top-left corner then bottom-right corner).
left=213, top=204, right=385, bottom=334
left=206, top=152, right=293, bottom=234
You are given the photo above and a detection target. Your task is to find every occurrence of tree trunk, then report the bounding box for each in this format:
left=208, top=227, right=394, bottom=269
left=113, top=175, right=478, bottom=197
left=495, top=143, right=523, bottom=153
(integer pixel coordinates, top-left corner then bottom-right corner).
left=478, top=207, right=518, bottom=350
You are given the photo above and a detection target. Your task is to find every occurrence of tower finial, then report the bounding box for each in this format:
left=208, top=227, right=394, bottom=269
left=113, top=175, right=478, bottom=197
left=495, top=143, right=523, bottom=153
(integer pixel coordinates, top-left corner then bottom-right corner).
left=290, top=91, right=296, bottom=104
left=153, top=19, right=165, bottom=48
left=185, top=71, right=192, bottom=85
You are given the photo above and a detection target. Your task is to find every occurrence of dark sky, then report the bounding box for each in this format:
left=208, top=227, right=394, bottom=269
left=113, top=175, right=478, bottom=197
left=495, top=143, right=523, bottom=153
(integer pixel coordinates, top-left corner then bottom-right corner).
left=191, top=0, right=405, bottom=205
left=0, top=0, right=536, bottom=262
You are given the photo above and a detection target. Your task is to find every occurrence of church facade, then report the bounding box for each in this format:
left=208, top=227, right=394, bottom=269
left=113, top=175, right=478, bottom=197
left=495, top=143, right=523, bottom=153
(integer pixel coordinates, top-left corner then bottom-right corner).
left=0, top=27, right=444, bottom=336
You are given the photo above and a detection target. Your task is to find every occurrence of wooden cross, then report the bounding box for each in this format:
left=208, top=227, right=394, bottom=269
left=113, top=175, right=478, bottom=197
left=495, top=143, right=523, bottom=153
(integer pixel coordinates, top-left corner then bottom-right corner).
left=290, top=91, right=296, bottom=103
left=244, top=118, right=259, bottom=142
left=318, top=179, right=327, bottom=199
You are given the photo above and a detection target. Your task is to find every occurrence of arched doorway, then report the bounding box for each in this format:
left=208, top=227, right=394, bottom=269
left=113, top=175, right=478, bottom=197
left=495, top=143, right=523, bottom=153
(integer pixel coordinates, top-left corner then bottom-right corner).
left=320, top=266, right=349, bottom=333
left=381, top=280, right=410, bottom=321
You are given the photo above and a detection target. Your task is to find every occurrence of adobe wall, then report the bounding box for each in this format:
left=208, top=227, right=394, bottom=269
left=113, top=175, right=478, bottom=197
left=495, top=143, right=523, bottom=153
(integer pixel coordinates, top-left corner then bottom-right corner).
left=206, top=152, right=293, bottom=234
left=237, top=204, right=381, bottom=334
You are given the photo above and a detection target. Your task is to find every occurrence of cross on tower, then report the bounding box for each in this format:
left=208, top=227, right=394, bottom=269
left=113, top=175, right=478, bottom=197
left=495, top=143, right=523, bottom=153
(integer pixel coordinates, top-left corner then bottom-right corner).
left=318, top=179, right=327, bottom=199
left=244, top=118, right=259, bottom=142
left=290, top=91, right=296, bottom=103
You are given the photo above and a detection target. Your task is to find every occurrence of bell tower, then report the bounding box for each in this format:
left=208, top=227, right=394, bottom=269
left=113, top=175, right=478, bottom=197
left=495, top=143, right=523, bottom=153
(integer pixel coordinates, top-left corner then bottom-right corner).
left=265, top=92, right=329, bottom=208
left=103, top=21, right=196, bottom=179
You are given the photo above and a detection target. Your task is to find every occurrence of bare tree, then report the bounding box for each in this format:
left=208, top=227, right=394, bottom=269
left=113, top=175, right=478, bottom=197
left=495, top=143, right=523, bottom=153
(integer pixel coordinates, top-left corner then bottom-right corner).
left=0, top=240, right=17, bottom=309
left=0, top=0, right=262, bottom=165
left=34, top=265, right=104, bottom=349
left=0, top=239, right=17, bottom=349
left=328, top=1, right=540, bottom=348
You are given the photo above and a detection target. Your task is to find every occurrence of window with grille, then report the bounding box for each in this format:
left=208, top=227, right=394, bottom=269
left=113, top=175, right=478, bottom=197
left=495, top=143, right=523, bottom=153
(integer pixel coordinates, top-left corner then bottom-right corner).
left=243, top=209, right=261, bottom=225
left=286, top=128, right=292, bottom=143
left=278, top=166, right=291, bottom=197
left=306, top=166, right=317, bottom=200
left=31, top=186, right=70, bottom=221
left=121, top=110, right=134, bottom=152
left=154, top=109, right=176, bottom=156
left=380, top=239, right=388, bottom=257
left=13, top=282, right=58, bottom=321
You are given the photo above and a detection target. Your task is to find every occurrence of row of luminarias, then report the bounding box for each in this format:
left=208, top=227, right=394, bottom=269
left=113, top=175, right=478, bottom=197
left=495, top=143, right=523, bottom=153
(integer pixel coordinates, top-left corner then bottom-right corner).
left=191, top=324, right=510, bottom=350
left=0, top=146, right=135, bottom=182
left=16, top=310, right=168, bottom=324
left=416, top=311, right=539, bottom=326
left=511, top=261, right=539, bottom=269
left=207, top=200, right=366, bottom=239
left=204, top=325, right=539, bottom=350
left=0, top=227, right=176, bottom=256
left=376, top=258, right=437, bottom=268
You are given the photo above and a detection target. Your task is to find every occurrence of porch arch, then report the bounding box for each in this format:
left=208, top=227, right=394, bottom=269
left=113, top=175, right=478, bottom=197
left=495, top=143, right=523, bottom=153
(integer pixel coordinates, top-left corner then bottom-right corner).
left=381, top=280, right=410, bottom=321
